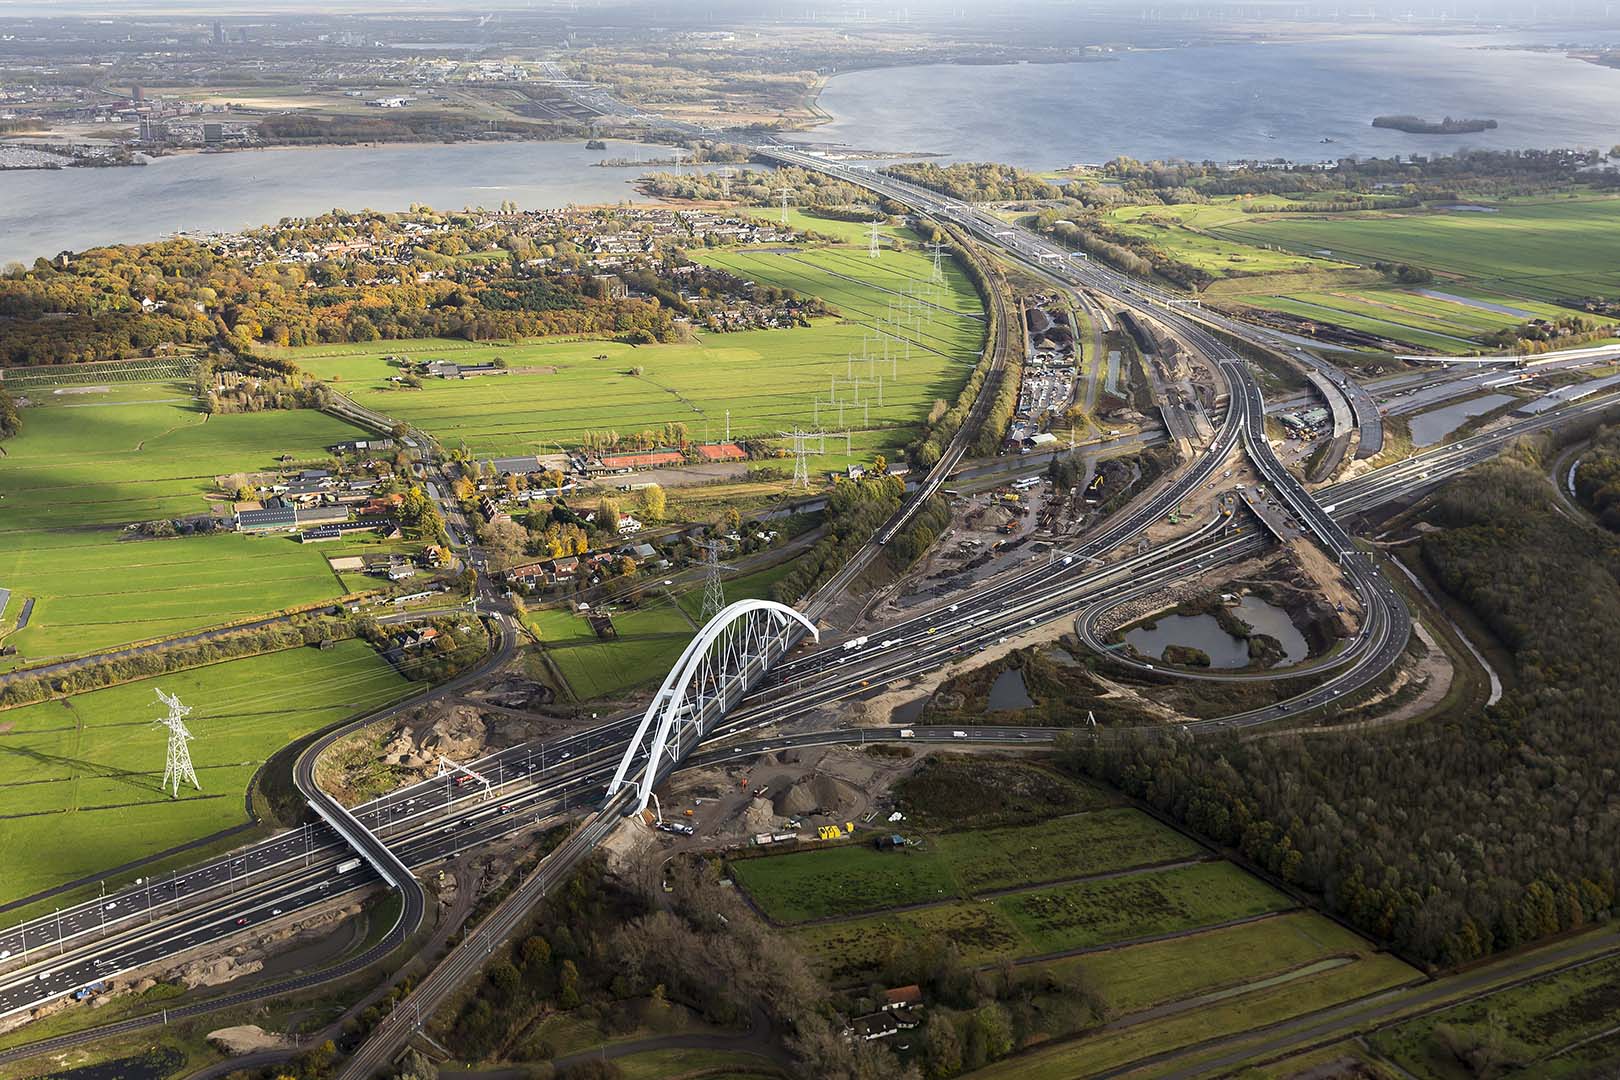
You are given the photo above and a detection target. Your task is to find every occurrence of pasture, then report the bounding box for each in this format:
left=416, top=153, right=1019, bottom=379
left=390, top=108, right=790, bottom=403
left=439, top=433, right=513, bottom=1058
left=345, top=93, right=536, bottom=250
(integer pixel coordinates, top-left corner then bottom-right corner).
left=0, top=385, right=366, bottom=658
left=281, top=243, right=984, bottom=463
left=1211, top=194, right=1620, bottom=303
left=788, top=859, right=1293, bottom=983
left=0, top=641, right=412, bottom=905
left=729, top=807, right=1202, bottom=924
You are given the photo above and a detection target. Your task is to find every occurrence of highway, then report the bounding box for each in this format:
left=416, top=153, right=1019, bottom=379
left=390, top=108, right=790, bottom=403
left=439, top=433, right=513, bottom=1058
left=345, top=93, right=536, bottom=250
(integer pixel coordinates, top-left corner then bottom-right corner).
left=756, top=146, right=1382, bottom=457
left=0, top=140, right=1395, bottom=1044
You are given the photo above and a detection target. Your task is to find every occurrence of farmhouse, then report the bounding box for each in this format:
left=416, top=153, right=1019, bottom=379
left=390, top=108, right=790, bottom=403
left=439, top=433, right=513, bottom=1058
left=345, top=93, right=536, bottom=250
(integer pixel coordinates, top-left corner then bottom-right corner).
left=423, top=360, right=507, bottom=379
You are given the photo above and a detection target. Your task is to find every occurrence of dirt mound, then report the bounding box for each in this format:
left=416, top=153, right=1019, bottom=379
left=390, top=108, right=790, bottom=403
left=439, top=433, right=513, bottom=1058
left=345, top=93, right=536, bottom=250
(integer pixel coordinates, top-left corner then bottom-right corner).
left=770, top=772, right=859, bottom=819
left=208, top=1025, right=295, bottom=1055
left=741, top=798, right=776, bottom=834
left=772, top=782, right=818, bottom=817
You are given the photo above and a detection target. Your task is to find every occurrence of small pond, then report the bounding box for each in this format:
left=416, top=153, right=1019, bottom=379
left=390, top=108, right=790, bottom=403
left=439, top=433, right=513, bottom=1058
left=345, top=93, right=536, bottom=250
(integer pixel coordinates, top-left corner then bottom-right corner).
left=1123, top=596, right=1308, bottom=669
left=1409, top=393, right=1515, bottom=447
left=987, top=667, right=1035, bottom=710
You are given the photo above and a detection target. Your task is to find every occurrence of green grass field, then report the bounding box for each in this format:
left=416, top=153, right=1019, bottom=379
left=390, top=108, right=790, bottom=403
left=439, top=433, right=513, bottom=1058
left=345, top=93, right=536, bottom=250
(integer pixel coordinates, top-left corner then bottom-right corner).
left=1212, top=195, right=1620, bottom=303
left=1102, top=201, right=1350, bottom=279
left=730, top=808, right=1203, bottom=924
left=1369, top=953, right=1620, bottom=1079
left=525, top=561, right=795, bottom=701
left=1098, top=193, right=1620, bottom=352
left=0, top=641, right=413, bottom=904
left=0, top=385, right=369, bottom=659
left=280, top=243, right=983, bottom=462
left=789, top=860, right=1293, bottom=984
left=1055, top=910, right=1375, bottom=1015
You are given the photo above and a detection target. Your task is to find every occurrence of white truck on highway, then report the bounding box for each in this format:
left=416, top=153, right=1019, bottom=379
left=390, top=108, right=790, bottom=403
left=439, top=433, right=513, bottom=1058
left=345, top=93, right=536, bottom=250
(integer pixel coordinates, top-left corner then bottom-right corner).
left=336, top=858, right=362, bottom=875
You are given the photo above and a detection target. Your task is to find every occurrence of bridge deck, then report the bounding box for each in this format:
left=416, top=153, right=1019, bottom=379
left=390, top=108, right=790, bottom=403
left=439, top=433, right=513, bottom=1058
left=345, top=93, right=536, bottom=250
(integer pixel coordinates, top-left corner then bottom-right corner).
left=1239, top=486, right=1302, bottom=544
left=306, top=797, right=412, bottom=892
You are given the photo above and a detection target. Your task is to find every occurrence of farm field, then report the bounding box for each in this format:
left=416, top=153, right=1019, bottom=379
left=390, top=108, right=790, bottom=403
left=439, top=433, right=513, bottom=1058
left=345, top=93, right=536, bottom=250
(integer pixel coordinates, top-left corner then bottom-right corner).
left=729, top=807, right=1203, bottom=924
left=0, top=385, right=368, bottom=659
left=281, top=242, right=983, bottom=463
left=789, top=860, right=1293, bottom=984
left=1369, top=952, right=1620, bottom=1079
left=1209, top=195, right=1620, bottom=303
left=968, top=951, right=1420, bottom=1079
left=1050, top=910, right=1377, bottom=1015
left=0, top=641, right=413, bottom=905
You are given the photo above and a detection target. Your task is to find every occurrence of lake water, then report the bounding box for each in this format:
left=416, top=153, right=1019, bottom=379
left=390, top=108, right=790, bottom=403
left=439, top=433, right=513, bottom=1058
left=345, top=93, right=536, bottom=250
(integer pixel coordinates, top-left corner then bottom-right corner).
left=1125, top=596, right=1307, bottom=669
left=1410, top=392, right=1516, bottom=445
left=806, top=34, right=1620, bottom=168
left=0, top=139, right=715, bottom=265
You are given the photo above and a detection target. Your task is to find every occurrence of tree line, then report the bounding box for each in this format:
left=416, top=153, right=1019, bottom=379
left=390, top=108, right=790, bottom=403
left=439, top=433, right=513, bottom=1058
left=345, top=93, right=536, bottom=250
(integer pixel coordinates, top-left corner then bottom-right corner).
left=880, top=161, right=1061, bottom=203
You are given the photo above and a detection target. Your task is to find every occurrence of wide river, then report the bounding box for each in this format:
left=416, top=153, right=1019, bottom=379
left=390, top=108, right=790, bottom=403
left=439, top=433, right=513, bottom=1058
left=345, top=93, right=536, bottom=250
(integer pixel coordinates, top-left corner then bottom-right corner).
left=0, top=139, right=704, bottom=265
left=805, top=33, right=1620, bottom=168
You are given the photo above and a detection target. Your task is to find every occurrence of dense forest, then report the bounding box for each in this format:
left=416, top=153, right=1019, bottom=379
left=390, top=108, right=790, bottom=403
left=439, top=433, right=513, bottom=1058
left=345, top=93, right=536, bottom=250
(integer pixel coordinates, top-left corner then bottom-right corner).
left=1089, top=148, right=1615, bottom=201
left=1573, top=424, right=1620, bottom=531
left=1068, top=448, right=1620, bottom=968
left=637, top=163, right=882, bottom=210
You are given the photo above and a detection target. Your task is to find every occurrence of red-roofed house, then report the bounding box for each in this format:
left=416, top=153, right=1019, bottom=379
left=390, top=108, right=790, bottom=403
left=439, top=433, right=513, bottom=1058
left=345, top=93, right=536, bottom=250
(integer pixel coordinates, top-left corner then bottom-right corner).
left=882, top=985, right=922, bottom=1011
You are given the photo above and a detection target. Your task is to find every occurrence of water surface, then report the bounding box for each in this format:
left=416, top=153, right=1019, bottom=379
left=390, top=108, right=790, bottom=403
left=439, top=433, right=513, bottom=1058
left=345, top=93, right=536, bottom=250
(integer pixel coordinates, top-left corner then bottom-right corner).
left=1410, top=392, right=1515, bottom=445
left=1124, top=596, right=1307, bottom=668
left=806, top=35, right=1620, bottom=168
left=0, top=139, right=714, bottom=264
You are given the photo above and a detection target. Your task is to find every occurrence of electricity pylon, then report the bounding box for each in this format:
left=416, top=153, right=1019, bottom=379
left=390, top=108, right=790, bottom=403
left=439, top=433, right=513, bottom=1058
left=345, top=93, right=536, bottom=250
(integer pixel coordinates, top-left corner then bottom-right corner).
left=699, top=541, right=728, bottom=622
left=781, top=428, right=824, bottom=488
left=154, top=689, right=200, bottom=799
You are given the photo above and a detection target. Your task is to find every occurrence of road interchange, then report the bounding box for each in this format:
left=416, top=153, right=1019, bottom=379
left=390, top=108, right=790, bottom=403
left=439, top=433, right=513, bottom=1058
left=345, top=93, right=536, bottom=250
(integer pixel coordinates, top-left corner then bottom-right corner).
left=4, top=151, right=1619, bottom=1074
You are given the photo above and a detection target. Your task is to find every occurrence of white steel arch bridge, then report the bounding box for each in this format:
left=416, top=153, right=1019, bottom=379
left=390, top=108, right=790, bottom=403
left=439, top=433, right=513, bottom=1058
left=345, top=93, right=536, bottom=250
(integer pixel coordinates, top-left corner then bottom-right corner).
left=607, top=599, right=818, bottom=813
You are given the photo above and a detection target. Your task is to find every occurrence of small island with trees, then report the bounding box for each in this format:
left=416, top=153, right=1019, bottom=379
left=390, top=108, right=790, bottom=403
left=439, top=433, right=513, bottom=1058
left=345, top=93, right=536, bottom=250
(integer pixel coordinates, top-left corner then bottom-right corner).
left=1372, top=114, right=1499, bottom=135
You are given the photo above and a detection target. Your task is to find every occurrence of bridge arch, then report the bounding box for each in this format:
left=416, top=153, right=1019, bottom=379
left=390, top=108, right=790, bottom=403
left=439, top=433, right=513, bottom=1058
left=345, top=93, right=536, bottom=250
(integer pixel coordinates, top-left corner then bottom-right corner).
left=607, top=599, right=817, bottom=813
